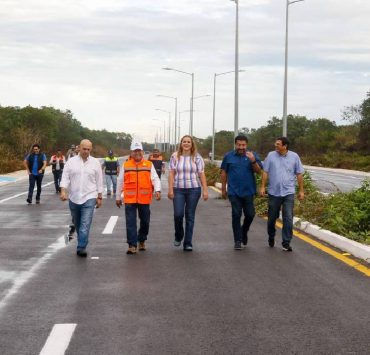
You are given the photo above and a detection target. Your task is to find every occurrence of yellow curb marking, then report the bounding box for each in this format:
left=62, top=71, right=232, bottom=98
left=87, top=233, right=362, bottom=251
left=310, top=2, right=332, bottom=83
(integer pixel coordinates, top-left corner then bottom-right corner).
left=211, top=185, right=370, bottom=277
left=275, top=221, right=370, bottom=278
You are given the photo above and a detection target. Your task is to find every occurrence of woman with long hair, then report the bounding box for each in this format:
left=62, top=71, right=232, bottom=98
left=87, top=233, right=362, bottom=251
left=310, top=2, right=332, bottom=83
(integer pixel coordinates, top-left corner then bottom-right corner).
left=168, top=135, right=208, bottom=251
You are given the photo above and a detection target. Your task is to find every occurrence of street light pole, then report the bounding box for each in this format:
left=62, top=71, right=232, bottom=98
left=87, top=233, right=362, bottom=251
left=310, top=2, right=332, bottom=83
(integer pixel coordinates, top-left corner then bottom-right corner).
left=155, top=109, right=171, bottom=152
left=283, top=0, right=304, bottom=137
left=212, top=70, right=240, bottom=162
left=162, top=67, right=194, bottom=135
left=152, top=119, right=166, bottom=152
left=230, top=0, right=239, bottom=138
left=157, top=95, right=178, bottom=146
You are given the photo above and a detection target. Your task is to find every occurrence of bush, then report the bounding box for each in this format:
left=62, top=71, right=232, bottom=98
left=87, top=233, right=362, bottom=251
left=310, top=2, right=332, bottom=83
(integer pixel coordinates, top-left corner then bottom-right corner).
left=204, top=162, right=221, bottom=186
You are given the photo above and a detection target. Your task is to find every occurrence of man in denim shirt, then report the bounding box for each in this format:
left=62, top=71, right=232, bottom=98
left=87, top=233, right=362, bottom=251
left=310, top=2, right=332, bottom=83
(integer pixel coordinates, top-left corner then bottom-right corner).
left=260, top=137, right=304, bottom=252
left=221, top=135, right=262, bottom=250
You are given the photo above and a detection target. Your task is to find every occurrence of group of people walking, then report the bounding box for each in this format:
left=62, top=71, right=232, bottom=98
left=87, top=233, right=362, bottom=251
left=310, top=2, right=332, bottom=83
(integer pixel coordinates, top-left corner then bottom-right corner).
left=24, top=133, right=304, bottom=257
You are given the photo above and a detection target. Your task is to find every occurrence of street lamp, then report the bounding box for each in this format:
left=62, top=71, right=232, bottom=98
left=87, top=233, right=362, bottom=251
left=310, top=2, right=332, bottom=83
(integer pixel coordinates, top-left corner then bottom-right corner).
left=230, top=0, right=239, bottom=138
left=162, top=67, right=194, bottom=136
left=152, top=119, right=166, bottom=152
left=212, top=70, right=244, bottom=162
left=283, top=0, right=304, bottom=137
left=156, top=108, right=172, bottom=152
left=157, top=95, right=178, bottom=145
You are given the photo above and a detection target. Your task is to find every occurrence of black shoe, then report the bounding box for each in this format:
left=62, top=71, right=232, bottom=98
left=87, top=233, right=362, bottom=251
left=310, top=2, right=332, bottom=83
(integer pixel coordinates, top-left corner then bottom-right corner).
left=68, top=225, right=75, bottom=237
left=282, top=244, right=293, bottom=252
left=268, top=238, right=275, bottom=248
left=183, top=245, right=193, bottom=252
left=26, top=198, right=32, bottom=204
left=36, top=200, right=40, bottom=204
left=242, top=234, right=248, bottom=246
left=77, top=249, right=87, bottom=257
left=234, top=242, right=243, bottom=250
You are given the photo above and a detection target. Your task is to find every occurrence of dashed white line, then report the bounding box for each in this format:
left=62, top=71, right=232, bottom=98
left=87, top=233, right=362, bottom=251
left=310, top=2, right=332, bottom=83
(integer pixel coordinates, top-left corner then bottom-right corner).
left=102, top=216, right=119, bottom=234
left=39, top=323, right=77, bottom=355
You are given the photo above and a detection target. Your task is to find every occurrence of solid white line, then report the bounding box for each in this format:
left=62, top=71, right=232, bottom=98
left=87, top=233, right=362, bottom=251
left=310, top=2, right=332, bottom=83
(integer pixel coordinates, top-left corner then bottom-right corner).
left=39, top=323, right=77, bottom=355
left=0, top=235, right=66, bottom=312
left=102, top=216, right=119, bottom=234
left=0, top=182, right=54, bottom=204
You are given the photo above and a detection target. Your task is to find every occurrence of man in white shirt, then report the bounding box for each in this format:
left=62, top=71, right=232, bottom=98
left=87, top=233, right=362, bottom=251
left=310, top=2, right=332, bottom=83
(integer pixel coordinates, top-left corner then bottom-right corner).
left=60, top=139, right=104, bottom=257
left=116, top=141, right=161, bottom=254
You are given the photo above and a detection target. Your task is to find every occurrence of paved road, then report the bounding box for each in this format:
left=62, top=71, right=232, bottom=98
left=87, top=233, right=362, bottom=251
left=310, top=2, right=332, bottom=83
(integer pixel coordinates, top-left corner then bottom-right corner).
left=0, top=174, right=369, bottom=354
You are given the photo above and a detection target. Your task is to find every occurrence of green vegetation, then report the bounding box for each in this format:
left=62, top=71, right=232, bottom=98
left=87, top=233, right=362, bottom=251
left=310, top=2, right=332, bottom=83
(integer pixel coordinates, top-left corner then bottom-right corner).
left=199, top=91, right=370, bottom=171
left=205, top=165, right=370, bottom=245
left=0, top=105, right=152, bottom=173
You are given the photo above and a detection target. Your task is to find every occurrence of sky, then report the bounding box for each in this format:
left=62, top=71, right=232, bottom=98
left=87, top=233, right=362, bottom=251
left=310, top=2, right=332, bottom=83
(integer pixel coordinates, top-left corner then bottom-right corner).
left=0, top=0, right=369, bottom=143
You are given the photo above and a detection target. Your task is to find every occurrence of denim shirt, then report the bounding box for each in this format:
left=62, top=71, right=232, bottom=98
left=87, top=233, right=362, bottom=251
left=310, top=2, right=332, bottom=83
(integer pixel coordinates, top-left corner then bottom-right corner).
left=263, top=150, right=304, bottom=197
left=221, top=150, right=262, bottom=197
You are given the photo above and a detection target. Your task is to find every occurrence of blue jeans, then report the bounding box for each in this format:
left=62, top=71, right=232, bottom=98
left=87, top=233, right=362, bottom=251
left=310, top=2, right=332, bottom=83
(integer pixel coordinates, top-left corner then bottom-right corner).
left=52, top=170, right=63, bottom=192
left=267, top=194, right=295, bottom=245
left=105, top=174, right=117, bottom=193
left=125, top=204, right=150, bottom=246
left=28, top=174, right=44, bottom=201
left=173, top=187, right=201, bottom=248
left=228, top=195, right=255, bottom=243
left=69, top=198, right=96, bottom=251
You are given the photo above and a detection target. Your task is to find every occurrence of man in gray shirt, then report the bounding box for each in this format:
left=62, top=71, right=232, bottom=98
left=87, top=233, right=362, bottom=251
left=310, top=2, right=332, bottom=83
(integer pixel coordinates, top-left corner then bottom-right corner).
left=260, top=137, right=304, bottom=252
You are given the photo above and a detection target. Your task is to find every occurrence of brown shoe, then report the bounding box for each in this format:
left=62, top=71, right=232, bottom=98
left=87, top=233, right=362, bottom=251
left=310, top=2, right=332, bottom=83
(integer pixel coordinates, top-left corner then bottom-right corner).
left=138, top=242, right=146, bottom=251
left=126, top=245, right=137, bottom=254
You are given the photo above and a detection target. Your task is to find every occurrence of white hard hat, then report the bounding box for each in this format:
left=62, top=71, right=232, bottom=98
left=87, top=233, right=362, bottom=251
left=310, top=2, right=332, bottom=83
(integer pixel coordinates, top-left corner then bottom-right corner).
left=130, top=141, right=143, bottom=151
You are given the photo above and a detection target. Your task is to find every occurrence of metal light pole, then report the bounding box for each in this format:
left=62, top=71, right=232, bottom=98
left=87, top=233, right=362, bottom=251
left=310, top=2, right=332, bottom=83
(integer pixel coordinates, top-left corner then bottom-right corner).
left=162, top=67, right=195, bottom=135
left=230, top=0, right=239, bottom=138
left=157, top=95, right=178, bottom=145
left=283, top=0, right=304, bottom=137
left=156, top=109, right=171, bottom=152
left=212, top=70, right=244, bottom=162
left=152, top=119, right=166, bottom=152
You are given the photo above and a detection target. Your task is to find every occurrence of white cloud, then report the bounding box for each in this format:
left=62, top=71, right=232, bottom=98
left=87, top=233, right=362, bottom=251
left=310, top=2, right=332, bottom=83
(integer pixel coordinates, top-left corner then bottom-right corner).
left=0, top=0, right=369, bottom=142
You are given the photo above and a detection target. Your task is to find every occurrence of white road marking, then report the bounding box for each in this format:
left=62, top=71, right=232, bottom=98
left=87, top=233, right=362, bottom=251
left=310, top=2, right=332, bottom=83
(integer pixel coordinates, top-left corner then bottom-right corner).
left=0, top=182, right=54, bottom=204
left=39, top=323, right=77, bottom=355
left=0, top=235, right=66, bottom=312
left=91, top=256, right=100, bottom=260
left=102, top=216, right=119, bottom=234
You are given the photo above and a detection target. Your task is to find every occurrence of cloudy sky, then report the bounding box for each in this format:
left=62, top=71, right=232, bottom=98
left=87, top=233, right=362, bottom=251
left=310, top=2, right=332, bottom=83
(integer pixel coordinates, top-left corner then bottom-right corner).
left=0, top=0, right=369, bottom=142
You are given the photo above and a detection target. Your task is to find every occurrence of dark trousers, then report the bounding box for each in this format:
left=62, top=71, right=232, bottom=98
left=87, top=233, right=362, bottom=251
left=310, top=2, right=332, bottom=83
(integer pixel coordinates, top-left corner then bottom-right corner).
left=173, top=187, right=201, bottom=248
left=228, top=195, right=255, bottom=244
left=28, top=174, right=44, bottom=201
left=125, top=204, right=151, bottom=246
left=267, top=194, right=295, bottom=246
left=52, top=170, right=63, bottom=192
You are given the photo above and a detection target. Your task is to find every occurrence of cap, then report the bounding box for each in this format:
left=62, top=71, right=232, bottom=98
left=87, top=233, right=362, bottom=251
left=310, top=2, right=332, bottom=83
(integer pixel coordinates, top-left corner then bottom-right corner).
left=71, top=144, right=75, bottom=149
left=130, top=141, right=143, bottom=151
left=108, top=150, right=113, bottom=155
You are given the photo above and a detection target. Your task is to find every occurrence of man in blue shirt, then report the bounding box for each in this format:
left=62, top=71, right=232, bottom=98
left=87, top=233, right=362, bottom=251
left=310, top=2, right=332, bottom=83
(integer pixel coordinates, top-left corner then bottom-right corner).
left=23, top=144, right=47, bottom=204
left=221, top=135, right=262, bottom=250
left=260, top=137, right=304, bottom=252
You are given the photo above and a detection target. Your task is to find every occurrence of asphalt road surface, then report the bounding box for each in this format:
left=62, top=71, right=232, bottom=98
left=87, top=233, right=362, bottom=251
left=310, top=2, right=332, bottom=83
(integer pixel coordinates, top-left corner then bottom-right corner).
left=305, top=167, right=368, bottom=193
left=0, top=173, right=369, bottom=355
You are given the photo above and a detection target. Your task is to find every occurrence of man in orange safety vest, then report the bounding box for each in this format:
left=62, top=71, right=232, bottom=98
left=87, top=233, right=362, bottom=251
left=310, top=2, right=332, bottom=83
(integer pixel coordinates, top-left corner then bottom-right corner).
left=116, top=141, right=161, bottom=254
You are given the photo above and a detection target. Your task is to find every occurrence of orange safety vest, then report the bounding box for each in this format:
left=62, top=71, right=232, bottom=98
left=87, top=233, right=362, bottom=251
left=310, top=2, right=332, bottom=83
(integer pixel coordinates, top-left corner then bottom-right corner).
left=123, top=159, right=153, bottom=204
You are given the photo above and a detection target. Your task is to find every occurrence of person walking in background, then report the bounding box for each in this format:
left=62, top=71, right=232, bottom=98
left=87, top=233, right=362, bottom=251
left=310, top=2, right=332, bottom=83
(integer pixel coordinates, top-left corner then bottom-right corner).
left=24, top=144, right=47, bottom=204
left=260, top=137, right=304, bottom=252
left=60, top=139, right=103, bottom=257
left=116, top=141, right=161, bottom=255
left=49, top=149, right=65, bottom=193
left=148, top=148, right=165, bottom=179
left=168, top=135, right=208, bottom=252
left=102, top=150, right=120, bottom=196
left=66, top=144, right=77, bottom=161
left=221, top=135, right=262, bottom=250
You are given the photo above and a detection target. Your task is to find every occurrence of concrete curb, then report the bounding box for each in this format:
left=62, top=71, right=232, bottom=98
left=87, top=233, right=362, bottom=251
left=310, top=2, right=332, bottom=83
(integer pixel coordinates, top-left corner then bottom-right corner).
left=303, top=165, right=370, bottom=177
left=214, top=182, right=370, bottom=263
left=293, top=217, right=370, bottom=263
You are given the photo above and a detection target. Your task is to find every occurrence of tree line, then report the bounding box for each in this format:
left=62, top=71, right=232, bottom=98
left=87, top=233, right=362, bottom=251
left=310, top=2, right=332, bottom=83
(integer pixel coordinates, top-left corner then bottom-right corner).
left=0, top=92, right=369, bottom=173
